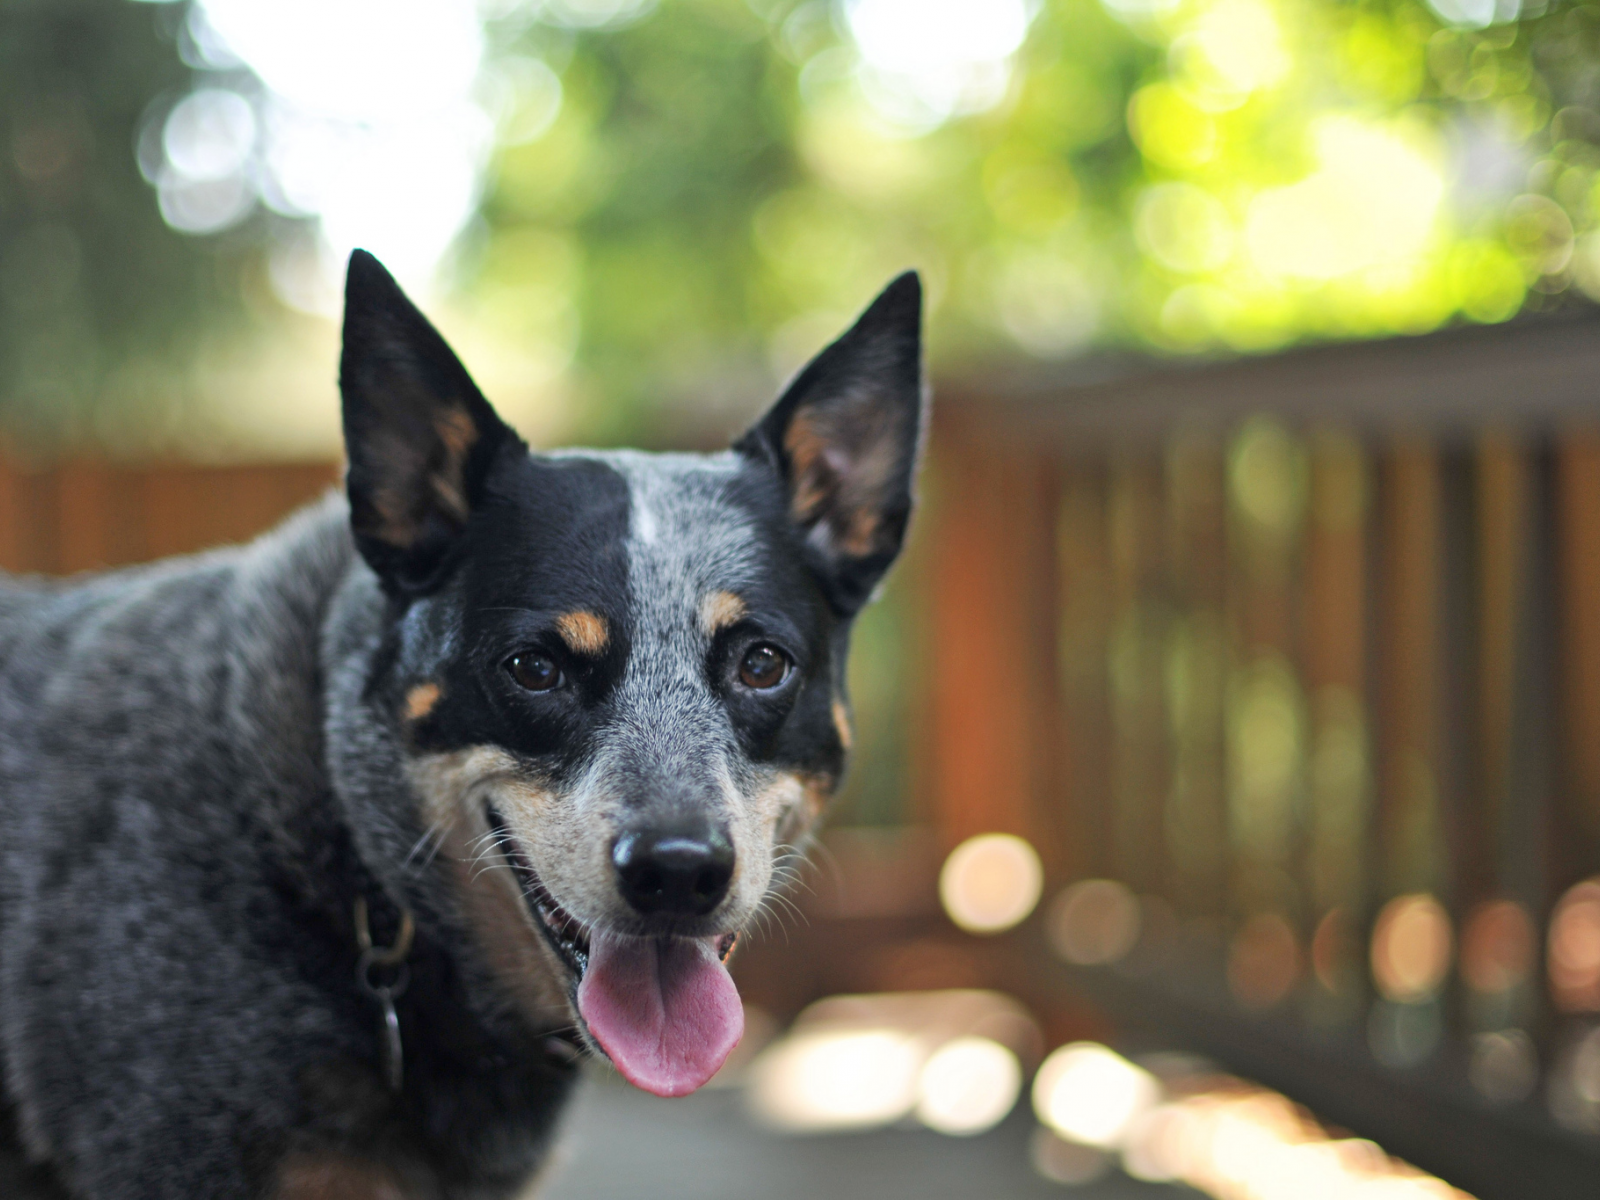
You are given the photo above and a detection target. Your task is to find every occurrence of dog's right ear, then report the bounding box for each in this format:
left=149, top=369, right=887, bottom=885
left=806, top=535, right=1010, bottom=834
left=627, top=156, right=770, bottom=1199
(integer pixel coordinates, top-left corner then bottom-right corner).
left=340, top=250, right=523, bottom=595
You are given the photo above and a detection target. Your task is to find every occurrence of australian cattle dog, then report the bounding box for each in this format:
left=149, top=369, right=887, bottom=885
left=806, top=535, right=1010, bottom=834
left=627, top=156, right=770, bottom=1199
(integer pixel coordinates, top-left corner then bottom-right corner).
left=0, top=250, right=926, bottom=1198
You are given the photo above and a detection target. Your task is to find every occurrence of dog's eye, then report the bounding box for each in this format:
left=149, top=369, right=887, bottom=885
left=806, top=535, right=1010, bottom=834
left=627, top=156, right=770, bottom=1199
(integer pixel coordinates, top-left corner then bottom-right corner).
left=738, top=643, right=789, bottom=690
left=507, top=653, right=563, bottom=692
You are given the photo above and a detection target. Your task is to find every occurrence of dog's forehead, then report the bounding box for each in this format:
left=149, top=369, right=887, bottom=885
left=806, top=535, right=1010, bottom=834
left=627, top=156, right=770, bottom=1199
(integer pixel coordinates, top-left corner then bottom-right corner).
left=588, top=449, right=764, bottom=608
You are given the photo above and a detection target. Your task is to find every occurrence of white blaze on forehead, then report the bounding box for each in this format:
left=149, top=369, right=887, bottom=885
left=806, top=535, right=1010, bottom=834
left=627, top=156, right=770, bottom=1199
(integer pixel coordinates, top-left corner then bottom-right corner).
left=605, top=450, right=763, bottom=629
left=589, top=450, right=768, bottom=820
left=633, top=494, right=659, bottom=546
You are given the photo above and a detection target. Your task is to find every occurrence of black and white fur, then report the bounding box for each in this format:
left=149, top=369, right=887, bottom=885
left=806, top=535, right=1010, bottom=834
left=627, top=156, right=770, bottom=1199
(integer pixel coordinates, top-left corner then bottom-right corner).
left=0, top=251, right=925, bottom=1199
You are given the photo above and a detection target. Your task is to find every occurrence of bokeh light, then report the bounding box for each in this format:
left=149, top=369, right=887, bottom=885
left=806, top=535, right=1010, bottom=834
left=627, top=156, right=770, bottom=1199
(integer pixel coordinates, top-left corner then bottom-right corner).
left=1549, top=879, right=1600, bottom=1013
left=1426, top=0, right=1520, bottom=29
left=1460, top=899, right=1535, bottom=995
left=939, top=833, right=1043, bottom=934
left=844, top=0, right=1035, bottom=129
left=1369, top=996, right=1445, bottom=1068
left=156, top=89, right=258, bottom=234
left=1030, top=1127, right=1112, bottom=1184
left=1311, top=907, right=1359, bottom=994
left=1371, top=894, right=1453, bottom=1004
left=1243, top=118, right=1444, bottom=283
left=1032, top=1043, right=1159, bottom=1148
left=1548, top=1025, right=1600, bottom=1133
left=1047, top=878, right=1141, bottom=965
left=1116, top=1079, right=1480, bottom=1199
left=748, top=1027, right=923, bottom=1132
left=1227, top=912, right=1301, bottom=1009
left=156, top=0, right=499, bottom=303
left=1468, top=1029, right=1539, bottom=1103
left=748, top=990, right=1039, bottom=1136
left=914, top=1036, right=1022, bottom=1135
left=1034, top=1048, right=1486, bottom=1196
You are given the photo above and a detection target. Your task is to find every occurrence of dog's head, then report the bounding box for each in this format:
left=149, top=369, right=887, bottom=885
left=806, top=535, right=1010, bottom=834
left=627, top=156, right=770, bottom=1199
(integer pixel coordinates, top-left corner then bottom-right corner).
left=331, top=251, right=924, bottom=1096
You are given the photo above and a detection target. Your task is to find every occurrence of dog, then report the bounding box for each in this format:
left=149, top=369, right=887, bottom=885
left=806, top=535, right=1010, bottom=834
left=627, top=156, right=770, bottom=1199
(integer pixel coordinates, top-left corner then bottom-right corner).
left=0, top=250, right=925, bottom=1199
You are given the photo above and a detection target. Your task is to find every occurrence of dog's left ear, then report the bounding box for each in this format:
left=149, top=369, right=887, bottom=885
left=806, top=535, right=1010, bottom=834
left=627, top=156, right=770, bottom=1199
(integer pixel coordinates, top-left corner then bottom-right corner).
left=736, top=272, right=926, bottom=613
left=340, top=250, right=524, bottom=594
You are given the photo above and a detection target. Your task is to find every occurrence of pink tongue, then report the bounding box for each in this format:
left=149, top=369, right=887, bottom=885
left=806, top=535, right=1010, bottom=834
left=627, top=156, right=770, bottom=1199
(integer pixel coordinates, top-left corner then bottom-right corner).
left=577, top=931, right=743, bottom=1097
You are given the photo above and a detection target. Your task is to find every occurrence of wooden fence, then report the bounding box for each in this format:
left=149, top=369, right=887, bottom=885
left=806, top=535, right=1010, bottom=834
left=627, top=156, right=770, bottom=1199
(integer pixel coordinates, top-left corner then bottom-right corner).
left=912, top=309, right=1600, bottom=1198
left=0, top=460, right=338, bottom=575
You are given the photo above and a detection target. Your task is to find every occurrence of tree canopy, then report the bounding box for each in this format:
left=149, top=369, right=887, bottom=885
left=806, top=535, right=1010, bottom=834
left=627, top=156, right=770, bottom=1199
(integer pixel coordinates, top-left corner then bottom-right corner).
left=4, top=0, right=1600, bottom=451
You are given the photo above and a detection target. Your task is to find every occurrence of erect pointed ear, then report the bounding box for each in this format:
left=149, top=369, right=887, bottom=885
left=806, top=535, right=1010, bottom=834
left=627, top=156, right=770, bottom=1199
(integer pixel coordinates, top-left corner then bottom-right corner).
left=339, top=250, right=523, bottom=594
left=735, top=272, right=926, bottom=613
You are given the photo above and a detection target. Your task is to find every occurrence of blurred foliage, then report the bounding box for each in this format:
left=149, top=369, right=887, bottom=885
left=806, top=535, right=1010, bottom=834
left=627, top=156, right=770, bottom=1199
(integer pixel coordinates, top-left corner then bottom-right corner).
left=0, top=0, right=231, bottom=452
left=475, top=0, right=1600, bottom=439
left=9, top=0, right=1600, bottom=448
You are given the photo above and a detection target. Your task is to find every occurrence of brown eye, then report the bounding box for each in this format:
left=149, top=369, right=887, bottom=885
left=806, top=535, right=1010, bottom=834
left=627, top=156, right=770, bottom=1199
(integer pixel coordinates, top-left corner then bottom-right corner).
left=738, top=643, right=789, bottom=690
left=508, top=653, right=563, bottom=692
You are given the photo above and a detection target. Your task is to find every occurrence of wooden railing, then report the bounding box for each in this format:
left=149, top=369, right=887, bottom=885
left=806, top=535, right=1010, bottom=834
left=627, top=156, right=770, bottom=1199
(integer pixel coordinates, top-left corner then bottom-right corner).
left=0, top=459, right=337, bottom=574
left=911, top=308, right=1600, bottom=1199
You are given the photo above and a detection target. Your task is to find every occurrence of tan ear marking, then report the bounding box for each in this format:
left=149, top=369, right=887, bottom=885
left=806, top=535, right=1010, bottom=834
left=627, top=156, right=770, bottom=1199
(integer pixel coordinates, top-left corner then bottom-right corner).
left=555, top=610, right=609, bottom=655
left=427, top=407, right=479, bottom=522
left=832, top=698, right=854, bottom=751
left=404, top=682, right=442, bottom=722
left=782, top=405, right=905, bottom=556
left=698, top=590, right=747, bottom=637
left=783, top=411, right=831, bottom=525
left=434, top=405, right=479, bottom=457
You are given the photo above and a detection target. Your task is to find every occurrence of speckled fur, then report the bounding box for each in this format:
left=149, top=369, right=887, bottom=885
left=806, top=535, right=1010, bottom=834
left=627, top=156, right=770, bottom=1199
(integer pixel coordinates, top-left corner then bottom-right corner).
left=0, top=252, right=925, bottom=1199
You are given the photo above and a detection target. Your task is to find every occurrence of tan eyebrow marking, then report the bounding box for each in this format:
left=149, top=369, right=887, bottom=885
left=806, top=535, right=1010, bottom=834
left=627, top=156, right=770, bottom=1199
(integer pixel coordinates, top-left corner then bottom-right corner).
left=555, top=610, right=609, bottom=655
left=404, top=682, right=442, bottom=722
left=698, top=590, right=747, bottom=637
left=832, top=698, right=854, bottom=751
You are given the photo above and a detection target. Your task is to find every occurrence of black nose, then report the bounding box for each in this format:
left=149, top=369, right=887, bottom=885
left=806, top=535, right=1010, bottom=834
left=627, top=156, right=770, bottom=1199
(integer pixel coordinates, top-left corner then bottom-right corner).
left=612, top=822, right=734, bottom=917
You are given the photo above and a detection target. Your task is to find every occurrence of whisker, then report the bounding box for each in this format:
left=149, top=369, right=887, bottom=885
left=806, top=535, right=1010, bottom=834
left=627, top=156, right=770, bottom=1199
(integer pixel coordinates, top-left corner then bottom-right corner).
left=416, top=829, right=450, bottom=874
left=470, top=860, right=521, bottom=884
left=403, top=819, right=452, bottom=876
left=769, top=891, right=808, bottom=930
left=804, top=836, right=845, bottom=899
left=402, top=822, right=439, bottom=869
left=748, top=901, right=778, bottom=944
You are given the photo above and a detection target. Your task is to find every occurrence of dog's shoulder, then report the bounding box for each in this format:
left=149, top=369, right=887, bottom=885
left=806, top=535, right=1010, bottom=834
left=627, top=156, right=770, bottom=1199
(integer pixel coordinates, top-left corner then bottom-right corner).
left=0, top=487, right=361, bottom=886
left=0, top=491, right=354, bottom=721
left=0, top=492, right=376, bottom=1196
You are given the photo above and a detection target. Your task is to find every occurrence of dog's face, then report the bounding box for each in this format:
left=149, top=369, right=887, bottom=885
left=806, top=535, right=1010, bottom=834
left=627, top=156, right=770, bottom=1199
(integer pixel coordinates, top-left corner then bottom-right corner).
left=338, top=252, right=924, bottom=1096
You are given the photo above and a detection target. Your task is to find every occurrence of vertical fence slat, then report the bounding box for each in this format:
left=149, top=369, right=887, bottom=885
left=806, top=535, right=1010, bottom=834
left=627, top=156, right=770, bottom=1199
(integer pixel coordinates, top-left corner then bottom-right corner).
left=0, top=459, right=29, bottom=573
left=1109, top=453, right=1170, bottom=897
left=1377, top=440, right=1447, bottom=901
left=1303, top=431, right=1372, bottom=951
left=925, top=420, right=1057, bottom=856
left=1556, top=431, right=1600, bottom=855
left=1472, top=434, right=1527, bottom=910
left=1439, top=448, right=1476, bottom=921
left=1509, top=440, right=1558, bottom=945
left=1166, top=435, right=1228, bottom=914
left=1058, top=460, right=1114, bottom=882
left=1224, top=420, right=1307, bottom=921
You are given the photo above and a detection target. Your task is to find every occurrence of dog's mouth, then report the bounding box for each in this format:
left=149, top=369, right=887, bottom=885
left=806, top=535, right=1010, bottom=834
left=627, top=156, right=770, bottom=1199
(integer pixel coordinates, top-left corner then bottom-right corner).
left=483, top=805, right=745, bottom=1097
left=485, top=805, right=590, bottom=978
